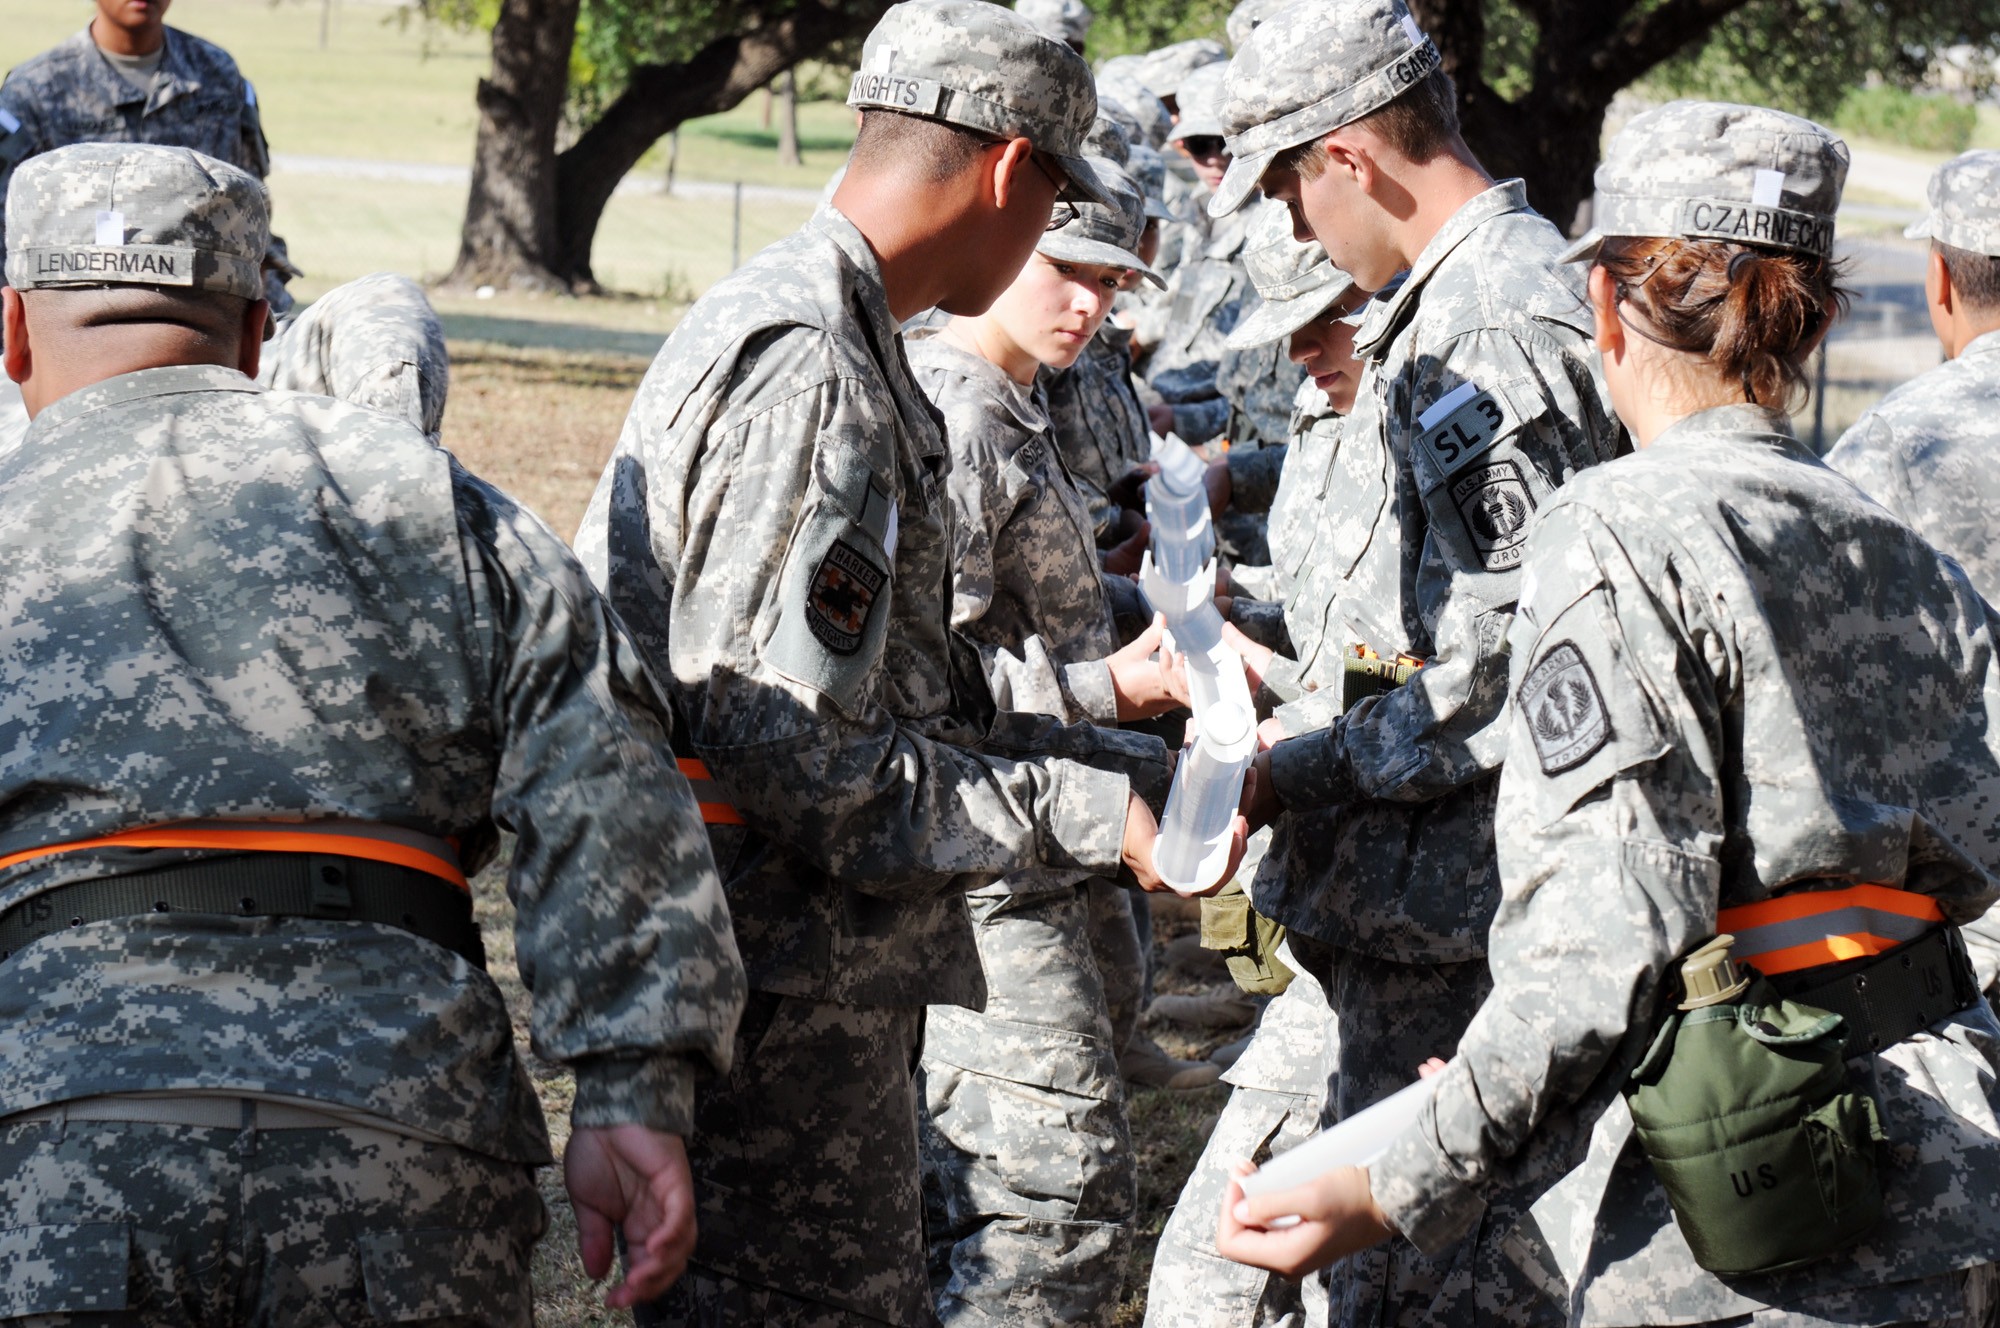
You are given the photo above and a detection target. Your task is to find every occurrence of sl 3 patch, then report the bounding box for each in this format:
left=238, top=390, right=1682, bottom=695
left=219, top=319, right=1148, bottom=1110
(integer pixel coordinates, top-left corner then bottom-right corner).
left=1522, top=640, right=1611, bottom=773
left=804, top=539, right=887, bottom=656
left=1449, top=459, right=1536, bottom=571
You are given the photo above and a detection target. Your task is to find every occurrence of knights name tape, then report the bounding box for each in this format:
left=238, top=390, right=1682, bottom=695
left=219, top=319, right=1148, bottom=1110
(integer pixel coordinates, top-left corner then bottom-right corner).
left=26, top=245, right=195, bottom=285
left=1674, top=199, right=1832, bottom=256
left=849, top=72, right=946, bottom=116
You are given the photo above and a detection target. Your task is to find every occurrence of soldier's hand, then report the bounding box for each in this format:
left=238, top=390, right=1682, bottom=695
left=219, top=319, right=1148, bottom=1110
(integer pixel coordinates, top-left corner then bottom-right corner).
left=1205, top=457, right=1232, bottom=517
left=1147, top=403, right=1177, bottom=437
left=1106, top=462, right=1158, bottom=512
left=1102, top=521, right=1151, bottom=578
left=1242, top=750, right=1281, bottom=833
left=565, top=1123, right=697, bottom=1308
left=1109, top=613, right=1190, bottom=719
left=1214, top=1160, right=1394, bottom=1278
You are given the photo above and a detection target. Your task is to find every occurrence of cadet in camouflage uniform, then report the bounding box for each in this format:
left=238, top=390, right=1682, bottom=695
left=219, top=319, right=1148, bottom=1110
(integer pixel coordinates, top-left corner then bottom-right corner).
left=1145, top=63, right=1253, bottom=445
left=575, top=5, right=1186, bottom=1322
left=911, top=163, right=1179, bottom=1326
left=1130, top=41, right=1227, bottom=297
left=1214, top=2, right=1623, bottom=1322
left=0, top=143, right=744, bottom=1321
left=0, top=0, right=297, bottom=315
left=1146, top=231, right=1368, bottom=1328
left=1221, top=99, right=2000, bottom=1328
left=1016, top=0, right=1091, bottom=55
left=257, top=271, right=450, bottom=443
left=1828, top=150, right=2000, bottom=599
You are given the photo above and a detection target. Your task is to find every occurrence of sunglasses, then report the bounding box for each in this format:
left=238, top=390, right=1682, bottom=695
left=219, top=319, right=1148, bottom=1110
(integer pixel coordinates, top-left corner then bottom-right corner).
left=1180, top=136, right=1228, bottom=160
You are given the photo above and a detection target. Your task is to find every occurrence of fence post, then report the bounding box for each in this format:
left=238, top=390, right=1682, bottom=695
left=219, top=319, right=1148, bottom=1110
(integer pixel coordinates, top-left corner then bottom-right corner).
left=732, top=181, right=743, bottom=271
left=1811, top=342, right=1829, bottom=453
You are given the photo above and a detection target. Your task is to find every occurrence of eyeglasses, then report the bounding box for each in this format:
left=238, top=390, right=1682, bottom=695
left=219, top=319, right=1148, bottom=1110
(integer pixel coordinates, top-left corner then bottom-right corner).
left=1030, top=152, right=1081, bottom=231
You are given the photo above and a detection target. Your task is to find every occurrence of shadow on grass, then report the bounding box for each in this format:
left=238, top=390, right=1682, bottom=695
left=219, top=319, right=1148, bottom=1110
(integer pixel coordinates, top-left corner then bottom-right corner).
left=688, top=123, right=856, bottom=155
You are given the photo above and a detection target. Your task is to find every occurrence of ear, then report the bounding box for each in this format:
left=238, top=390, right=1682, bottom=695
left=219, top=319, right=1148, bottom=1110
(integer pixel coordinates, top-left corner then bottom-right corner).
left=238, top=298, right=268, bottom=379
left=990, top=137, right=1036, bottom=212
left=1321, top=132, right=1370, bottom=194
left=1587, top=264, right=1623, bottom=360
left=2, top=287, right=28, bottom=389
left=1927, top=246, right=1953, bottom=319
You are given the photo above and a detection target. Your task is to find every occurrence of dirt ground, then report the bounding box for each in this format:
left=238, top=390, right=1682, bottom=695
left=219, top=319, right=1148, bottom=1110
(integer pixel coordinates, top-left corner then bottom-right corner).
left=445, top=340, right=1255, bottom=1324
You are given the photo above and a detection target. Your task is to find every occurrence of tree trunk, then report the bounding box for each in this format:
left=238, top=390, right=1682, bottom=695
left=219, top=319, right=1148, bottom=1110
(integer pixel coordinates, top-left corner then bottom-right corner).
left=777, top=68, right=802, bottom=168
left=547, top=0, right=890, bottom=287
left=446, top=0, right=582, bottom=292
left=1411, top=0, right=1755, bottom=230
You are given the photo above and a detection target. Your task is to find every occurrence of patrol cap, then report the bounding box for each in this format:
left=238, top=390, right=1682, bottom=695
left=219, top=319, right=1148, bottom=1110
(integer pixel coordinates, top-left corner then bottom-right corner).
left=1096, top=75, right=1173, bottom=149
left=1904, top=149, right=2000, bottom=256
left=1226, top=198, right=1354, bottom=347
left=5, top=143, right=268, bottom=300
left=1138, top=38, right=1227, bottom=101
left=1015, top=0, right=1091, bottom=47
left=848, top=0, right=1116, bottom=206
left=1126, top=143, right=1185, bottom=223
left=1558, top=100, right=1848, bottom=264
left=1211, top=0, right=1442, bottom=217
left=1226, top=0, right=1291, bottom=50
left=1085, top=112, right=1133, bottom=165
left=1037, top=157, right=1165, bottom=287
left=1167, top=64, right=1230, bottom=144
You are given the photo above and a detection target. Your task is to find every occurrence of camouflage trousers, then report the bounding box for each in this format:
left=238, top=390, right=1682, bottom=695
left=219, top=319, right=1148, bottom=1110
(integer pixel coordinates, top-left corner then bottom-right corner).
left=0, top=1102, right=544, bottom=1326
left=1318, top=944, right=1561, bottom=1328
left=921, top=883, right=1136, bottom=1326
left=1088, top=877, right=1144, bottom=1057
left=1145, top=967, right=1333, bottom=1328
left=638, top=992, right=930, bottom=1328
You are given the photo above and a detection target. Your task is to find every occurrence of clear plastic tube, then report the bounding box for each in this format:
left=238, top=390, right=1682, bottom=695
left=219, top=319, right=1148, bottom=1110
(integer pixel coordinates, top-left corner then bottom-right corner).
left=1154, top=699, right=1255, bottom=896
left=1150, top=430, right=1208, bottom=496
left=1145, top=486, right=1216, bottom=576
left=1139, top=552, right=1224, bottom=657
left=1237, top=1076, right=1437, bottom=1198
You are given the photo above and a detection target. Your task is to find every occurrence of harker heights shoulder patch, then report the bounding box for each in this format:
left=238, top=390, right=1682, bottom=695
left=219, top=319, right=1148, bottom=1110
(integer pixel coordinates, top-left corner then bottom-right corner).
left=1523, top=640, right=1611, bottom=773
left=805, top=539, right=887, bottom=656
left=1450, top=459, right=1535, bottom=571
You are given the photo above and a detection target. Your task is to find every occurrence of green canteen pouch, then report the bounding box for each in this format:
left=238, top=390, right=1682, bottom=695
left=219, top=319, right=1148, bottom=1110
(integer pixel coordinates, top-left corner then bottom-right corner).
left=1626, top=975, right=1886, bottom=1275
left=1200, top=883, right=1295, bottom=996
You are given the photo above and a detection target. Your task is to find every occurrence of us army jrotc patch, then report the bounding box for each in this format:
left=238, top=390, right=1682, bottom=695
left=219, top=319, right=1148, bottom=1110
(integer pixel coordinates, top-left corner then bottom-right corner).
left=806, top=540, right=887, bottom=655
left=1450, top=459, right=1535, bottom=570
left=1522, top=640, right=1610, bottom=773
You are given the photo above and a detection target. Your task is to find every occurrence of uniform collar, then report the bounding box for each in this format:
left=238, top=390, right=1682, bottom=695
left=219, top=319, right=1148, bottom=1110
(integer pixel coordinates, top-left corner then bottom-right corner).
left=28, top=363, right=259, bottom=441
left=1354, top=178, right=1532, bottom=361
left=69, top=26, right=203, bottom=114
left=1956, top=327, right=2000, bottom=363
left=917, top=335, right=1048, bottom=435
left=1647, top=402, right=1795, bottom=451
left=811, top=204, right=945, bottom=456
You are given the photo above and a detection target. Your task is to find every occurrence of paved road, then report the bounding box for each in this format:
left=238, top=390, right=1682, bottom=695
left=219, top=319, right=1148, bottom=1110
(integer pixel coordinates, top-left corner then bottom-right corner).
left=270, top=152, right=825, bottom=205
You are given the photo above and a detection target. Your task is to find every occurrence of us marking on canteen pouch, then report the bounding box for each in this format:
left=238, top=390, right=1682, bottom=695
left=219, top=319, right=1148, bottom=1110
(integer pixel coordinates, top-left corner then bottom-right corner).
left=0, top=820, right=487, bottom=968
left=1200, top=880, right=1295, bottom=995
left=1627, top=935, right=1886, bottom=1275
left=1341, top=641, right=1423, bottom=713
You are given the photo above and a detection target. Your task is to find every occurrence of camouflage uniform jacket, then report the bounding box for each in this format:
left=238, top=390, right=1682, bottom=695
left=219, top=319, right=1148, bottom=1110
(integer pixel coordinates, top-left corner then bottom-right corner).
left=575, top=207, right=1167, bottom=1010
left=258, top=272, right=449, bottom=442
left=1217, top=331, right=1305, bottom=449
left=1044, top=321, right=1150, bottom=540
left=1226, top=381, right=1335, bottom=654
left=1253, top=180, right=1623, bottom=962
left=0, top=28, right=272, bottom=284
left=1826, top=328, right=2000, bottom=601
left=1143, top=205, right=1251, bottom=444
left=1373, top=405, right=2000, bottom=1324
left=0, top=364, right=744, bottom=1164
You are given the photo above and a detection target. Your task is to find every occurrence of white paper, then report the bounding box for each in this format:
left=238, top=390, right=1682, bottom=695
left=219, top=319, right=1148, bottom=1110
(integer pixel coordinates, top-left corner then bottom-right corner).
left=1238, top=1076, right=1436, bottom=1198
left=1400, top=14, right=1425, bottom=46
left=0, top=108, right=19, bottom=135
left=1417, top=379, right=1480, bottom=432
left=95, top=210, right=125, bottom=247
left=1751, top=169, right=1785, bottom=208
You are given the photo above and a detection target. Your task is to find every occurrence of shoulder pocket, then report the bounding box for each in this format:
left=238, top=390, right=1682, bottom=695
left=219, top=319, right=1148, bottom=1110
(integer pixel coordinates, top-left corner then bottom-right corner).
left=0, top=1221, right=131, bottom=1315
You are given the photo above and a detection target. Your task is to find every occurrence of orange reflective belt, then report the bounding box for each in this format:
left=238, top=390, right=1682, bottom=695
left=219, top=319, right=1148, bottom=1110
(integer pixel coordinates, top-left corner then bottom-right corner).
left=0, top=819, right=467, bottom=891
left=678, top=759, right=745, bottom=826
left=1719, top=883, right=1944, bottom=976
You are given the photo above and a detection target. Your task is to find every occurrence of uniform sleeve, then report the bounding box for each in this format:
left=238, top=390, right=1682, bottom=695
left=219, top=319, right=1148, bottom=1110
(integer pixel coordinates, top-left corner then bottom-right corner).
left=454, top=464, right=746, bottom=1137
left=0, top=83, right=44, bottom=284
left=1171, top=395, right=1228, bottom=445
left=1227, top=443, right=1289, bottom=515
left=1824, top=412, right=1917, bottom=526
left=236, top=73, right=271, bottom=178
left=941, top=395, right=1118, bottom=726
left=1368, top=501, right=1723, bottom=1250
left=1267, top=329, right=1606, bottom=810
left=584, top=354, right=1154, bottom=897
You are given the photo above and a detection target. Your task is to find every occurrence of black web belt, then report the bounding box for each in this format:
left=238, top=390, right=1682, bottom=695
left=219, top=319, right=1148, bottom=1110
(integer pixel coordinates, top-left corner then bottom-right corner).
left=1767, top=924, right=1980, bottom=1059
left=0, top=851, right=486, bottom=970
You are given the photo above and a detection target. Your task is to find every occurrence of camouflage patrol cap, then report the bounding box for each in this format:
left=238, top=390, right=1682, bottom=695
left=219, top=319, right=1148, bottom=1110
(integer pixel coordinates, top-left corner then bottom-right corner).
left=1038, top=157, right=1165, bottom=287
left=1126, top=143, right=1185, bottom=223
left=1905, top=149, right=2000, bottom=256
left=849, top=0, right=1115, bottom=206
left=1138, top=39, right=1228, bottom=101
left=1085, top=113, right=1133, bottom=165
left=1559, top=100, right=1847, bottom=264
left=1226, top=0, right=1291, bottom=50
left=1096, top=75, right=1173, bottom=149
left=1226, top=198, right=1354, bottom=347
left=1211, top=0, right=1442, bottom=217
left=1016, top=0, right=1092, bottom=47
left=5, top=143, right=268, bottom=299
left=1167, top=64, right=1230, bottom=144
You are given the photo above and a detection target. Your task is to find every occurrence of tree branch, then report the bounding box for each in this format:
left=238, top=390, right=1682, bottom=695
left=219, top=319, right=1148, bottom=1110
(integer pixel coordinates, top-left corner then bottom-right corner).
left=1585, top=0, right=1756, bottom=97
